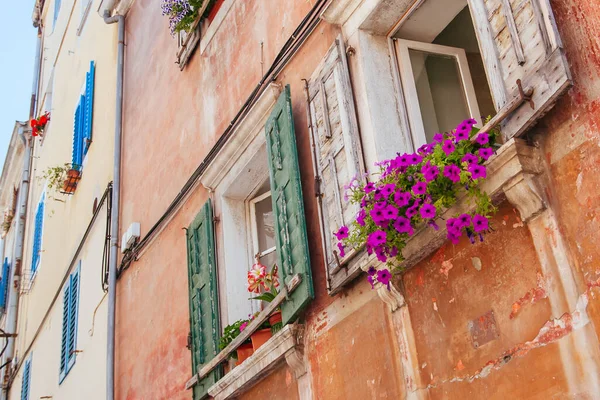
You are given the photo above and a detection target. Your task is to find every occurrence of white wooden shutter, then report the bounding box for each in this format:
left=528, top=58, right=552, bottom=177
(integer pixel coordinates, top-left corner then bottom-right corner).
left=307, top=35, right=365, bottom=294
left=468, top=0, right=571, bottom=140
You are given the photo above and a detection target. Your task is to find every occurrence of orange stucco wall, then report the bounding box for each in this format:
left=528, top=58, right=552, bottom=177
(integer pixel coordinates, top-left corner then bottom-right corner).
left=115, top=0, right=600, bottom=398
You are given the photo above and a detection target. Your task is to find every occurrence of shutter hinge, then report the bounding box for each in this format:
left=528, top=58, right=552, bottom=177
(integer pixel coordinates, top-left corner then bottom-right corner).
left=186, top=332, right=192, bottom=350
left=314, top=176, right=322, bottom=198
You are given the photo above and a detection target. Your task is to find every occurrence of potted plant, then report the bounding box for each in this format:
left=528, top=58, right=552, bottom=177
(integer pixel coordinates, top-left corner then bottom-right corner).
left=41, top=164, right=81, bottom=196
left=246, top=312, right=272, bottom=352
left=161, top=0, right=210, bottom=36
left=30, top=112, right=50, bottom=137
left=247, top=260, right=283, bottom=347
left=1, top=207, right=14, bottom=235
left=219, top=319, right=253, bottom=367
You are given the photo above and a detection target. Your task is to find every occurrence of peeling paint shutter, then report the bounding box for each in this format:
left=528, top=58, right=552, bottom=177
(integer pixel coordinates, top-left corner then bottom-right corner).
left=20, top=357, right=31, bottom=400
left=0, top=258, right=9, bottom=312
left=186, top=200, right=221, bottom=400
left=468, top=0, right=571, bottom=139
left=60, top=265, right=80, bottom=382
left=266, top=86, right=314, bottom=325
left=83, top=61, right=95, bottom=155
left=308, top=36, right=365, bottom=294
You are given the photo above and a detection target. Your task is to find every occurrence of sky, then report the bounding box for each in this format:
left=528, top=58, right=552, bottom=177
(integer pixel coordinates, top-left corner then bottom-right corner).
left=0, top=3, right=37, bottom=166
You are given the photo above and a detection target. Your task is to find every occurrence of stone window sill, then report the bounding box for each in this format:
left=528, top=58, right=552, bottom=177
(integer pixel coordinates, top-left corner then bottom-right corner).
left=208, top=324, right=305, bottom=400
left=363, top=138, right=546, bottom=310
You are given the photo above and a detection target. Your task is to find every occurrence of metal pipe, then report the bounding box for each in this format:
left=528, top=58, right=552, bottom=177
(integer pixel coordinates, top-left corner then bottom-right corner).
left=103, top=11, right=124, bottom=400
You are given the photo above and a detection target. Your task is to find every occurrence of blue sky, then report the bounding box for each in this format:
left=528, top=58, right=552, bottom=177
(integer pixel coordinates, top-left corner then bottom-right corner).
left=0, top=3, right=37, bottom=165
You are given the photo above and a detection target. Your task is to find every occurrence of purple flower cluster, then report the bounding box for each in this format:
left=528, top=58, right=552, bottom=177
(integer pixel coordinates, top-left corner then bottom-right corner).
left=161, top=0, right=192, bottom=35
left=367, top=266, right=392, bottom=290
left=337, top=119, right=497, bottom=290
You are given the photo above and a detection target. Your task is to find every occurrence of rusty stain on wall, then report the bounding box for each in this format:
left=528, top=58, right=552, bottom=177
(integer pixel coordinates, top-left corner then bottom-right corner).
left=509, top=272, right=549, bottom=319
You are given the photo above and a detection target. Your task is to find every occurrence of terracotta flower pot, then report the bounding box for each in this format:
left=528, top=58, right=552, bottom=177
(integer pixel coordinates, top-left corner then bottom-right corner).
left=251, top=328, right=272, bottom=351
left=236, top=342, right=254, bottom=366
left=62, top=169, right=81, bottom=194
left=268, top=310, right=282, bottom=326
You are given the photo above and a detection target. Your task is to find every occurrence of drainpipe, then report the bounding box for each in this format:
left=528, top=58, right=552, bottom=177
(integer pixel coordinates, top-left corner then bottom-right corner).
left=103, top=11, right=124, bottom=400
left=1, top=124, right=32, bottom=400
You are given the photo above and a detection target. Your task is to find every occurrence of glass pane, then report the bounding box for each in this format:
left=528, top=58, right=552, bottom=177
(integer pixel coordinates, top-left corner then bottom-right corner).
left=255, top=195, right=275, bottom=253
left=259, top=250, right=278, bottom=272
left=409, top=49, right=470, bottom=143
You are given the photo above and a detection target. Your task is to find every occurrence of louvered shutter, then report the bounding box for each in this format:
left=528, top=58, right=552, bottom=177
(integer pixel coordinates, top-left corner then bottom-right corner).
left=265, top=86, right=314, bottom=325
left=83, top=61, right=95, bottom=155
left=72, top=98, right=84, bottom=169
left=0, top=258, right=10, bottom=311
left=20, top=357, right=31, bottom=400
left=467, top=0, right=571, bottom=140
left=31, top=195, right=44, bottom=274
left=67, top=267, right=80, bottom=371
left=59, top=283, right=70, bottom=382
left=186, top=200, right=221, bottom=400
left=307, top=36, right=365, bottom=295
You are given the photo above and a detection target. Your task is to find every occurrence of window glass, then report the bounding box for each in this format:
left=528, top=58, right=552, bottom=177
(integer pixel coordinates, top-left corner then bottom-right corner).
left=251, top=183, right=277, bottom=268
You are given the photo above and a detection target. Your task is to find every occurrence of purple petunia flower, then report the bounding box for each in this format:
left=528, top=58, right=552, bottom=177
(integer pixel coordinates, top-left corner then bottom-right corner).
left=408, top=153, right=423, bottom=165
left=377, top=269, right=392, bottom=290
left=418, top=143, right=434, bottom=155
left=472, top=214, right=489, bottom=232
left=405, top=199, right=421, bottom=218
left=373, top=201, right=387, bottom=210
left=370, top=208, right=388, bottom=226
left=381, top=183, right=396, bottom=197
left=428, top=220, right=439, bottom=231
left=367, top=266, right=377, bottom=276
left=478, top=147, right=494, bottom=161
left=364, top=182, right=375, bottom=193
left=389, top=246, right=399, bottom=257
left=334, top=226, right=349, bottom=240
left=442, top=139, right=455, bottom=156
left=468, top=163, right=487, bottom=180
left=367, top=274, right=375, bottom=289
left=466, top=118, right=478, bottom=126
left=419, top=203, right=437, bottom=219
left=433, top=133, right=445, bottom=143
left=367, top=230, right=387, bottom=247
left=383, top=205, right=399, bottom=220
left=356, top=209, right=366, bottom=226
left=455, top=129, right=470, bottom=142
left=412, top=181, right=427, bottom=196
left=394, top=191, right=411, bottom=207
left=457, top=213, right=472, bottom=228
left=421, top=163, right=440, bottom=183
left=394, top=216, right=414, bottom=236
left=337, top=242, right=346, bottom=257
left=461, top=153, right=479, bottom=165
left=476, top=132, right=489, bottom=145
left=375, top=246, right=388, bottom=263
left=443, top=164, right=461, bottom=183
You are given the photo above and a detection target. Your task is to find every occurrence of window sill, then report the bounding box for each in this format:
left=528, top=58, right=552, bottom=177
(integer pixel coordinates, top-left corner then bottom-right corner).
left=208, top=324, right=305, bottom=400
left=363, top=138, right=545, bottom=310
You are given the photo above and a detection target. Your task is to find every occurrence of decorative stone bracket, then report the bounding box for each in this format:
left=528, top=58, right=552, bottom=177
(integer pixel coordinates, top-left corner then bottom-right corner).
left=362, top=139, right=546, bottom=311
left=208, top=324, right=306, bottom=400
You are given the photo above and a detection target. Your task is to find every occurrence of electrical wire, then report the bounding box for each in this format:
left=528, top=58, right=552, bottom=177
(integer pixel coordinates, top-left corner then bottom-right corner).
left=119, top=0, right=328, bottom=274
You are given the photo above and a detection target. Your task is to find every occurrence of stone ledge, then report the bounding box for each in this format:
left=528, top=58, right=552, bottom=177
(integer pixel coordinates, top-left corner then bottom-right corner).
left=208, top=324, right=305, bottom=400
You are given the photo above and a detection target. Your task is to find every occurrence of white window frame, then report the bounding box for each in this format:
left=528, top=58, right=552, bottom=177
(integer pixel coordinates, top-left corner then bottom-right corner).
left=248, top=190, right=276, bottom=264
left=394, top=39, right=482, bottom=148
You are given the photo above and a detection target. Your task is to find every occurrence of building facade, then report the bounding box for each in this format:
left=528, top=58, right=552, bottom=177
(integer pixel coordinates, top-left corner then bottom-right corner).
left=111, top=0, right=600, bottom=399
left=0, top=1, right=119, bottom=399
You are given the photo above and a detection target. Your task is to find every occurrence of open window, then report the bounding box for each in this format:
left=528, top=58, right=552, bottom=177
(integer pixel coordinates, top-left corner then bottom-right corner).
left=393, top=4, right=495, bottom=147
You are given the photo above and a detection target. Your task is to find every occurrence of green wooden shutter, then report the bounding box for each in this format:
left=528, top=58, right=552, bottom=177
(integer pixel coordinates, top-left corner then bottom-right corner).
left=186, top=199, right=221, bottom=400
left=265, top=85, right=314, bottom=325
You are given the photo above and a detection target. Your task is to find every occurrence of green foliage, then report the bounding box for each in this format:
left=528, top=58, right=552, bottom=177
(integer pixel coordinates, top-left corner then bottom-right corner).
left=219, top=319, right=249, bottom=359
left=40, top=163, right=71, bottom=195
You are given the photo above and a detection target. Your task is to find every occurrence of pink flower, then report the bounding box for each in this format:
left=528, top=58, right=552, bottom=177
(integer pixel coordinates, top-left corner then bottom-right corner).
left=393, top=216, right=414, bottom=236
left=461, top=153, right=479, bottom=165
left=419, top=204, right=437, bottom=219
left=367, top=230, right=387, bottom=247
left=478, top=147, right=494, bottom=160
left=412, top=181, right=427, bottom=196
left=443, top=165, right=461, bottom=183
left=472, top=214, right=489, bottom=232
left=442, top=140, right=455, bottom=155
left=394, top=191, right=411, bottom=207
left=468, top=163, right=487, bottom=180
left=475, top=132, right=489, bottom=145
left=334, top=226, right=349, bottom=240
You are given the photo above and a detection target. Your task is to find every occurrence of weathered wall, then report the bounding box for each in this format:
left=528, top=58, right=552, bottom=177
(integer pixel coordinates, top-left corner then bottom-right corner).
left=116, top=0, right=600, bottom=399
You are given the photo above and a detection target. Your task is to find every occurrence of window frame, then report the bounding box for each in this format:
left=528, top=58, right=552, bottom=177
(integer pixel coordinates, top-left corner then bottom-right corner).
left=248, top=190, right=276, bottom=264
left=59, top=264, right=81, bottom=383
left=394, top=38, right=482, bottom=148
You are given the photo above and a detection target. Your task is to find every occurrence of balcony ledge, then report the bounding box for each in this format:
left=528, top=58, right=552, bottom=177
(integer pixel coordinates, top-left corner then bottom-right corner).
left=208, top=324, right=305, bottom=400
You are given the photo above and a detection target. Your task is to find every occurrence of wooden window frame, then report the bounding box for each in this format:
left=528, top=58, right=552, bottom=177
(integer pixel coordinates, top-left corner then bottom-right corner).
left=248, top=190, right=276, bottom=263
left=394, top=38, right=482, bottom=148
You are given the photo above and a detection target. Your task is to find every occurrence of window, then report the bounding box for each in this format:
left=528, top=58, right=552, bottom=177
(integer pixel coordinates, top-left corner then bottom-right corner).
left=20, top=356, right=31, bottom=400
left=31, top=193, right=45, bottom=275
left=189, top=85, right=313, bottom=396
left=59, top=265, right=80, bottom=382
left=393, top=5, right=494, bottom=147
left=72, top=61, right=95, bottom=170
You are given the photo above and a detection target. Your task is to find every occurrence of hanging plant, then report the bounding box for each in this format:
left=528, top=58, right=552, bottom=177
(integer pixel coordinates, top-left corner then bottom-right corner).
left=30, top=112, right=50, bottom=137
left=161, top=0, right=210, bottom=36
left=337, top=119, right=499, bottom=289
left=1, top=207, right=14, bottom=234
left=41, top=163, right=81, bottom=196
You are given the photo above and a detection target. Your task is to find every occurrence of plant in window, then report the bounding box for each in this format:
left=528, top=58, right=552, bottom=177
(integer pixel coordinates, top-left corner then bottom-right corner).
left=219, top=319, right=252, bottom=365
left=337, top=119, right=499, bottom=289
left=41, top=163, right=82, bottom=196
left=1, top=207, right=14, bottom=234
left=30, top=112, right=50, bottom=137
left=161, top=0, right=209, bottom=35
left=247, top=261, right=282, bottom=333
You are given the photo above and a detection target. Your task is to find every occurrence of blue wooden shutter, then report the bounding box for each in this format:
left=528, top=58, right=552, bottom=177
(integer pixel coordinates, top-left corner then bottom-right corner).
left=59, top=283, right=70, bottom=382
left=31, top=195, right=45, bottom=274
left=265, top=86, right=314, bottom=325
left=59, top=266, right=80, bottom=382
left=83, top=61, right=95, bottom=155
left=0, top=258, right=10, bottom=311
left=186, top=200, right=221, bottom=400
left=20, top=357, right=31, bottom=400
left=72, top=99, right=83, bottom=169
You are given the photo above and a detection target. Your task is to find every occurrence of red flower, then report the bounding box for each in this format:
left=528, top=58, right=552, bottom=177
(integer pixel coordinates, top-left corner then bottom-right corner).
left=39, top=114, right=49, bottom=126
left=31, top=128, right=38, bottom=137
left=30, top=119, right=38, bottom=128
